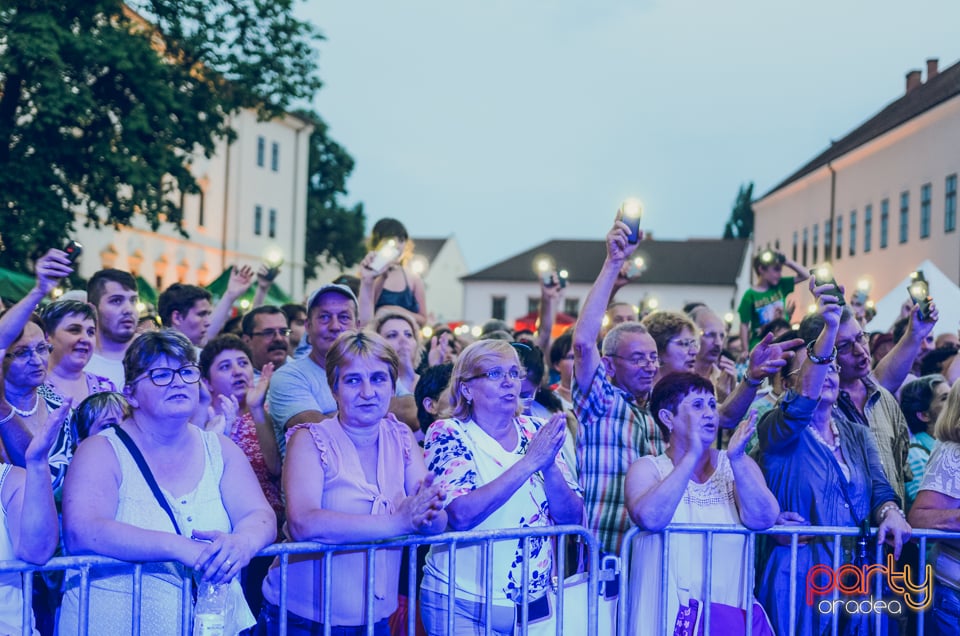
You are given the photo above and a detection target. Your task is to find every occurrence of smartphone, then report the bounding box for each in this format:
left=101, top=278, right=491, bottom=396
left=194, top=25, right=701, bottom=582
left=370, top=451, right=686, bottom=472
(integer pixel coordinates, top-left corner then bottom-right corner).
left=541, top=271, right=557, bottom=287
left=625, top=256, right=646, bottom=279
left=558, top=269, right=568, bottom=289
left=264, top=257, right=283, bottom=282
left=64, top=240, right=83, bottom=264
left=811, top=266, right=845, bottom=306
left=368, top=239, right=401, bottom=273
left=619, top=198, right=643, bottom=244
left=907, top=271, right=932, bottom=321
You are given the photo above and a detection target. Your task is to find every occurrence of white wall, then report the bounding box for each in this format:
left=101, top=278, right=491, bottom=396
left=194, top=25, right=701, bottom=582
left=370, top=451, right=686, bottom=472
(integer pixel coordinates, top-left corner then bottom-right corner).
left=422, top=237, right=468, bottom=323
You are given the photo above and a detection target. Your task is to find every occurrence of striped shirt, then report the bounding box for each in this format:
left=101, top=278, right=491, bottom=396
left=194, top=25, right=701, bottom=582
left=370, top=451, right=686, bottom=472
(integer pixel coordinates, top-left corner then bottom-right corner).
left=905, top=431, right=936, bottom=507
left=573, top=366, right=666, bottom=554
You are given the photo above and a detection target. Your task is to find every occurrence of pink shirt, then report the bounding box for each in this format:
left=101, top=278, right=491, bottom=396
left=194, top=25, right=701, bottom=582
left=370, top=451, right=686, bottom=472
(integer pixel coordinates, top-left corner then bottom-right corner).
left=261, top=415, right=415, bottom=625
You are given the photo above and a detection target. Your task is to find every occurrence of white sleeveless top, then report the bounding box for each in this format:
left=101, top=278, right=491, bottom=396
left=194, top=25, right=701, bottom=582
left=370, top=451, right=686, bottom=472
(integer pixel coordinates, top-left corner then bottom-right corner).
left=58, top=427, right=255, bottom=636
left=0, top=464, right=36, bottom=636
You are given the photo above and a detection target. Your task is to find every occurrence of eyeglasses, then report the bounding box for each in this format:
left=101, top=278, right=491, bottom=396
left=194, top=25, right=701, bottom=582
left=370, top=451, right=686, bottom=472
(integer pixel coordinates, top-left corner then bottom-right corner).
left=836, top=332, right=869, bottom=355
left=249, top=328, right=291, bottom=338
left=669, top=338, right=700, bottom=351
left=699, top=330, right=724, bottom=341
left=467, top=367, right=525, bottom=382
left=132, top=364, right=202, bottom=387
left=5, top=343, right=53, bottom=361
left=609, top=353, right=660, bottom=367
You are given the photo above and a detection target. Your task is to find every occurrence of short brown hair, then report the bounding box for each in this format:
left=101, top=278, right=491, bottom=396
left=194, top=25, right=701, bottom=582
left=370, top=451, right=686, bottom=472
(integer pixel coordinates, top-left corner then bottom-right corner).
left=641, top=311, right=696, bottom=355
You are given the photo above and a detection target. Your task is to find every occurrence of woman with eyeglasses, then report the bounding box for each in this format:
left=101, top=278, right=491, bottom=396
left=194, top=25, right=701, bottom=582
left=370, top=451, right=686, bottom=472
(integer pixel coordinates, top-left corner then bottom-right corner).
left=59, top=329, right=275, bottom=635
left=420, top=339, right=583, bottom=635
left=640, top=310, right=700, bottom=383
left=755, top=283, right=911, bottom=636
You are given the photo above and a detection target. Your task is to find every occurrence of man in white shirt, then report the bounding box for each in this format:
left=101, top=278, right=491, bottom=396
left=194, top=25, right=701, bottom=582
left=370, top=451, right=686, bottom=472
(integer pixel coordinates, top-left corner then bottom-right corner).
left=84, top=270, right=139, bottom=389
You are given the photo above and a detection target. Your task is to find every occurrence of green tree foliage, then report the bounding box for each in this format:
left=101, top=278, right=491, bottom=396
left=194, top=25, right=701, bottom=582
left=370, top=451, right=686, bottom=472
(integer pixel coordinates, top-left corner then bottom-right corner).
left=723, top=182, right=755, bottom=239
left=298, top=110, right=366, bottom=280
left=0, top=0, right=322, bottom=269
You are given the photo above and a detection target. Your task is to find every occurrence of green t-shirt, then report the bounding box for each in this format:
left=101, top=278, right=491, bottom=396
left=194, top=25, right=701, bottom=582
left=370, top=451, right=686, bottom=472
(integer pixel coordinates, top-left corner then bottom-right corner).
left=737, top=276, right=795, bottom=348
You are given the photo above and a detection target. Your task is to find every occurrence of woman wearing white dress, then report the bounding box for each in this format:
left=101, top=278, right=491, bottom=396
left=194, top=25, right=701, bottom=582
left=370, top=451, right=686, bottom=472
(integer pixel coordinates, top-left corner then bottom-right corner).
left=625, top=372, right=779, bottom=636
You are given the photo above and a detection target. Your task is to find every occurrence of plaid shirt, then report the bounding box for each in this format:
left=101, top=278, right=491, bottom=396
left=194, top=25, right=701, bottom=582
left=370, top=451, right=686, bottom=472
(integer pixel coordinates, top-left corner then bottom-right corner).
left=836, top=375, right=912, bottom=507
left=573, top=366, right=666, bottom=554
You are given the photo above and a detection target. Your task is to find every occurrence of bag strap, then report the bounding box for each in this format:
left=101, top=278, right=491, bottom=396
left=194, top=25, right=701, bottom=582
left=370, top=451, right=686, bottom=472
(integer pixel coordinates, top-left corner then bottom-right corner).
left=909, top=442, right=932, bottom=457
left=112, top=426, right=183, bottom=535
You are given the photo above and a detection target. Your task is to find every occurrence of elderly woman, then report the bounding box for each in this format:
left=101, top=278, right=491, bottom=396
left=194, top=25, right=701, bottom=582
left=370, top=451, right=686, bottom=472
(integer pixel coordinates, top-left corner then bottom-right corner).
left=258, top=330, right=446, bottom=635
left=420, top=339, right=583, bottom=636
left=640, top=310, right=700, bottom=382
left=41, top=299, right=116, bottom=405
left=59, top=329, right=276, bottom=635
left=756, top=285, right=911, bottom=636
left=907, top=380, right=960, bottom=633
left=0, top=352, right=65, bottom=635
left=625, top=372, right=779, bottom=636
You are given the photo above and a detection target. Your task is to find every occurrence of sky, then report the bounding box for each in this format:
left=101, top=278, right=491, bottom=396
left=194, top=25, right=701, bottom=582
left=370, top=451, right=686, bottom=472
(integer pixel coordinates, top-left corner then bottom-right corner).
left=297, top=1, right=960, bottom=273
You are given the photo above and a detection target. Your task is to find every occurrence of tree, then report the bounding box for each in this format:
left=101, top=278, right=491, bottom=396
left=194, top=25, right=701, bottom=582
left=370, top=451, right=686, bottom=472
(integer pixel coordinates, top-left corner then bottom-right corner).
left=723, top=182, right=755, bottom=240
left=0, top=0, right=322, bottom=269
left=297, top=110, right=366, bottom=280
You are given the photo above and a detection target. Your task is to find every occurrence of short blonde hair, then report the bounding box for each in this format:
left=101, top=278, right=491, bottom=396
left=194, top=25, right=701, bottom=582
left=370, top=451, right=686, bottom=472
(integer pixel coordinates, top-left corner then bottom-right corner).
left=935, top=380, right=960, bottom=444
left=448, top=339, right=520, bottom=421
left=325, top=331, right=399, bottom=393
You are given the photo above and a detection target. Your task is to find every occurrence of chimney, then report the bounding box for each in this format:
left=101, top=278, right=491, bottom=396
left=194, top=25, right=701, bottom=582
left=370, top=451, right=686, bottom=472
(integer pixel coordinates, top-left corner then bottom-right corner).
left=906, top=69, right=922, bottom=93
left=927, top=58, right=939, bottom=81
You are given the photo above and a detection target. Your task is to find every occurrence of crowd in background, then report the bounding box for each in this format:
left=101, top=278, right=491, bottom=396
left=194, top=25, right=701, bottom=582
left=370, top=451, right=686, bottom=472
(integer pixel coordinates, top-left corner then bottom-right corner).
left=1, top=212, right=959, bottom=635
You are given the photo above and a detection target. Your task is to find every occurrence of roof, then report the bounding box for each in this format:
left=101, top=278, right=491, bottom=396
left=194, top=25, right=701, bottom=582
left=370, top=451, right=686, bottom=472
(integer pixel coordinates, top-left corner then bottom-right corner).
left=761, top=58, right=960, bottom=199
left=411, top=237, right=449, bottom=264
left=461, top=238, right=748, bottom=286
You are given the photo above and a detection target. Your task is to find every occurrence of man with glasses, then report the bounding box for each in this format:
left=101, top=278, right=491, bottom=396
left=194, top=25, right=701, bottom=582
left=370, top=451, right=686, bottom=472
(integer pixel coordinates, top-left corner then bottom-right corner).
left=266, top=284, right=359, bottom=458
left=572, top=214, right=665, bottom=557
left=240, top=306, right=291, bottom=380
left=689, top=307, right=737, bottom=401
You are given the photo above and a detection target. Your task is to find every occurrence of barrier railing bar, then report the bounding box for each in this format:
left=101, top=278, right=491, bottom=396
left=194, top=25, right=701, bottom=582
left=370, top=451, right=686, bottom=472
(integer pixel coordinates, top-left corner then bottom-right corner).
left=789, top=533, right=798, bottom=636
left=365, top=547, right=375, bottom=636
left=555, top=533, right=565, bottom=636
left=78, top=564, right=90, bottom=636
left=322, top=549, right=333, bottom=636
left=519, top=535, right=530, bottom=633
left=874, top=536, right=884, bottom=636
left=484, top=538, right=493, bottom=636
left=745, top=532, right=754, bottom=636
left=131, top=563, right=142, bottom=636
left=446, top=539, right=456, bottom=636
left=831, top=533, right=841, bottom=636
left=660, top=528, right=671, bottom=636
left=703, top=530, right=714, bottom=635
left=919, top=535, right=928, bottom=634
left=20, top=570, right=31, bottom=636
left=278, top=551, right=289, bottom=636
left=406, top=544, right=416, bottom=636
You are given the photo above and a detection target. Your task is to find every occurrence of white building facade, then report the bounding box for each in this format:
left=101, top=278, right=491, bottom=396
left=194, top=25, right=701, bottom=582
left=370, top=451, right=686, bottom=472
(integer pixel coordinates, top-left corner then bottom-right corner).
left=753, top=58, right=960, bottom=309
left=74, top=109, right=313, bottom=302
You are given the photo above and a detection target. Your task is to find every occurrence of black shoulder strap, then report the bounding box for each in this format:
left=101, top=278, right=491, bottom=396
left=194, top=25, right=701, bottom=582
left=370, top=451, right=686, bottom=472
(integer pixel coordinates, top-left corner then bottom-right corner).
left=111, top=426, right=183, bottom=535
left=909, top=442, right=932, bottom=457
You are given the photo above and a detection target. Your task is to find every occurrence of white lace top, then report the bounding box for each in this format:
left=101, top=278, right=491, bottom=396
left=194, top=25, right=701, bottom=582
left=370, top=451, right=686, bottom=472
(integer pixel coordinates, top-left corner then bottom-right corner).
left=919, top=441, right=960, bottom=497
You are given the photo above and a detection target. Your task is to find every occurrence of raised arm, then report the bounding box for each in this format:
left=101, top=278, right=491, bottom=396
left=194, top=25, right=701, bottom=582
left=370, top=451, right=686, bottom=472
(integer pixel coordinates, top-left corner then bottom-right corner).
left=727, top=413, right=779, bottom=529
left=572, top=217, right=638, bottom=391
left=874, top=302, right=939, bottom=394
left=246, top=363, right=280, bottom=477
left=534, top=275, right=562, bottom=356
left=783, top=256, right=810, bottom=283
left=0, top=249, right=71, bottom=349
left=206, top=265, right=255, bottom=343
left=718, top=333, right=803, bottom=427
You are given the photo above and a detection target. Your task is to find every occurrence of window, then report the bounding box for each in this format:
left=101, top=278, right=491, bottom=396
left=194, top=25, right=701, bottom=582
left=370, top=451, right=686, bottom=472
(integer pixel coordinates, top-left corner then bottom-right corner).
left=947, top=174, right=957, bottom=233
left=802, top=228, right=809, bottom=266
left=197, top=191, right=205, bottom=227
left=920, top=183, right=931, bottom=239
left=880, top=199, right=889, bottom=249
left=824, top=219, right=832, bottom=259
left=254, top=205, right=262, bottom=235
left=491, top=297, right=506, bottom=321
left=849, top=212, right=856, bottom=257
left=864, top=205, right=872, bottom=253
left=899, top=191, right=909, bottom=244
left=792, top=231, right=798, bottom=262
left=268, top=208, right=277, bottom=238
left=812, top=224, right=819, bottom=263
left=527, top=297, right=539, bottom=315
left=564, top=298, right=580, bottom=317
left=271, top=142, right=279, bottom=172
left=835, top=215, right=842, bottom=260
left=257, top=136, right=265, bottom=167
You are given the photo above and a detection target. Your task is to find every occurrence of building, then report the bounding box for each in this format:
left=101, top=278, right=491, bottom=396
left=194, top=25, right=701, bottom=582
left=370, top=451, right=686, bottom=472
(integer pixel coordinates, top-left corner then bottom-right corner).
left=73, top=109, right=313, bottom=301
left=409, top=236, right=469, bottom=323
left=753, top=57, right=960, bottom=309
left=460, top=238, right=750, bottom=327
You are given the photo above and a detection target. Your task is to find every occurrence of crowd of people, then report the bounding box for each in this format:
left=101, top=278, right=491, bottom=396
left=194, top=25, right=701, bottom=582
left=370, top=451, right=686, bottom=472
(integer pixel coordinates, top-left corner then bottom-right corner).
left=0, top=212, right=959, bottom=635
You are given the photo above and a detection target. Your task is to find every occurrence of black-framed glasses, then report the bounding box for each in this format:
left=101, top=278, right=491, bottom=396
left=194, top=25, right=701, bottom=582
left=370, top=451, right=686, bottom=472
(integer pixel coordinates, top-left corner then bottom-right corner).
left=132, top=365, right=202, bottom=387
left=608, top=353, right=660, bottom=367
left=5, top=343, right=53, bottom=361
left=249, top=328, right=291, bottom=338
left=836, top=332, right=869, bottom=355
left=467, top=367, right=525, bottom=382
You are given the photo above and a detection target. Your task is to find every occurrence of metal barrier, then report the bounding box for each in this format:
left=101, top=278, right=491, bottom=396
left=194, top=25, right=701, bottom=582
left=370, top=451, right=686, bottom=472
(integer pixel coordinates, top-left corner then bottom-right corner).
left=0, top=524, right=600, bottom=636
left=617, top=523, right=960, bottom=636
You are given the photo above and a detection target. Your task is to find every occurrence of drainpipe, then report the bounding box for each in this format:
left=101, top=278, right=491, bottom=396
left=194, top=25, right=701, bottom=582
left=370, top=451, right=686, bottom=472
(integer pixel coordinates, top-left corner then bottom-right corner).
left=827, top=161, right=836, bottom=264
left=220, top=116, right=233, bottom=272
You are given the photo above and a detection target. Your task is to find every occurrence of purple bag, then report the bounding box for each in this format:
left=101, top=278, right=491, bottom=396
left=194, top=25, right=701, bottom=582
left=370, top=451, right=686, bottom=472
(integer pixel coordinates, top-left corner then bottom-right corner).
left=673, top=598, right=775, bottom=636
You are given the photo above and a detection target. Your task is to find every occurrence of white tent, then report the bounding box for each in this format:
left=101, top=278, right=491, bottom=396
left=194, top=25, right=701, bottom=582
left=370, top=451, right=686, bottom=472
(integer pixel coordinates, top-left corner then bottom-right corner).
left=864, top=260, right=960, bottom=335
